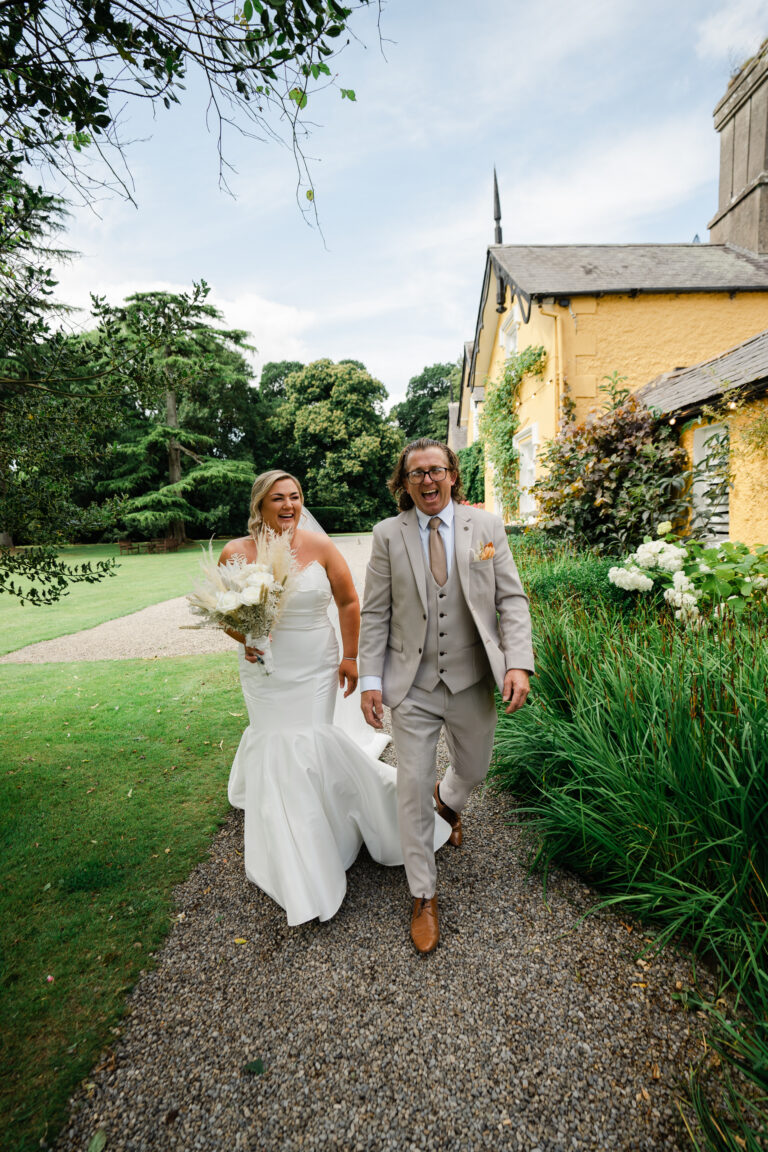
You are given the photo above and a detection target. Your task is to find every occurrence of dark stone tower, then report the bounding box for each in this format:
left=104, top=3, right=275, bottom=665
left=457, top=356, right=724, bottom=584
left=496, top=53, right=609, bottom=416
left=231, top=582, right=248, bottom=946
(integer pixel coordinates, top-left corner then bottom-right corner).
left=708, top=39, right=768, bottom=254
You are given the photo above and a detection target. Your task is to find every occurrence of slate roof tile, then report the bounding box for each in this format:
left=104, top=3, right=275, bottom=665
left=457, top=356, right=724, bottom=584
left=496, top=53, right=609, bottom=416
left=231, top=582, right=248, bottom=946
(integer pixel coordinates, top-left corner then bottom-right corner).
left=637, top=327, right=768, bottom=413
left=490, top=243, right=768, bottom=296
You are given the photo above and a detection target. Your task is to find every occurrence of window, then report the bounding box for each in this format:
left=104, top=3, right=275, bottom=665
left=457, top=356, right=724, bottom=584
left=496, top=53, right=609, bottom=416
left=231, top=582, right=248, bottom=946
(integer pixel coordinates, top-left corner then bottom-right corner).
left=692, top=423, right=729, bottom=541
left=513, top=424, right=538, bottom=519
left=501, top=313, right=518, bottom=358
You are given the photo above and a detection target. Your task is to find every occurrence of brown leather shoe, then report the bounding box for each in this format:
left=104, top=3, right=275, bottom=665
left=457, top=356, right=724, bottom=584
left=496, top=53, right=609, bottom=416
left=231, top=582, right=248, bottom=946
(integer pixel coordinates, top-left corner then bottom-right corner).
left=434, top=782, right=463, bottom=847
left=410, top=896, right=439, bottom=953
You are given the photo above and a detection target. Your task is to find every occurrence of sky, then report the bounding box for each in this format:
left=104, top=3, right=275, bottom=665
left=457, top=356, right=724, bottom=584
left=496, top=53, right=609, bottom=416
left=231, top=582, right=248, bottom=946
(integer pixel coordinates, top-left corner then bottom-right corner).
left=49, top=0, right=768, bottom=407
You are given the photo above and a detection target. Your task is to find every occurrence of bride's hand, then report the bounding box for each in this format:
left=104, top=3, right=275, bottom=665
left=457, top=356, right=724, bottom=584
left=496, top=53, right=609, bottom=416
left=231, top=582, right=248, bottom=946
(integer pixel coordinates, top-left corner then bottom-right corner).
left=244, top=645, right=265, bottom=664
left=338, top=657, right=358, bottom=697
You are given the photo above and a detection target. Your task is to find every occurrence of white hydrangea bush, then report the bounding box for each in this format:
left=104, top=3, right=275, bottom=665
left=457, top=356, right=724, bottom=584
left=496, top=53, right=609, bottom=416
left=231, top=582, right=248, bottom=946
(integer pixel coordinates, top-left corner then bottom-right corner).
left=608, top=525, right=768, bottom=622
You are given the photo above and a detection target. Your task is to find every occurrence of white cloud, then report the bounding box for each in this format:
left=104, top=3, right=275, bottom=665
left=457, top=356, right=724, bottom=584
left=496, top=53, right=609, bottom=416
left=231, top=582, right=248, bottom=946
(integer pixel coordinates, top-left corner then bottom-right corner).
left=696, top=0, right=767, bottom=64
left=501, top=113, right=716, bottom=242
left=207, top=291, right=315, bottom=376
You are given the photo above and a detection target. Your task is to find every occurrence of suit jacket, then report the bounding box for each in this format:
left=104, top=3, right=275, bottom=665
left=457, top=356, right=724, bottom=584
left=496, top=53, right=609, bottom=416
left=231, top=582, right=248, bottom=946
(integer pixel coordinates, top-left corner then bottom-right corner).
left=359, top=503, right=534, bottom=709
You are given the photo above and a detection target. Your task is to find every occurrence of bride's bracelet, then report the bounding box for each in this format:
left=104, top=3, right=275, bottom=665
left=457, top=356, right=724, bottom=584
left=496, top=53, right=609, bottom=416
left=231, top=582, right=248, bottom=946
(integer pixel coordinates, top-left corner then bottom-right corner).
left=341, top=656, right=357, bottom=661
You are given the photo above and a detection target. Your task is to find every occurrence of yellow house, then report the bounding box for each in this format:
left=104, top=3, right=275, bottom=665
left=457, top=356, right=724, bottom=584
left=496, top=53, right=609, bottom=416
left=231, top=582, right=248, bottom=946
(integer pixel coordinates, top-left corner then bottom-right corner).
left=460, top=243, right=768, bottom=521
left=458, top=40, right=768, bottom=539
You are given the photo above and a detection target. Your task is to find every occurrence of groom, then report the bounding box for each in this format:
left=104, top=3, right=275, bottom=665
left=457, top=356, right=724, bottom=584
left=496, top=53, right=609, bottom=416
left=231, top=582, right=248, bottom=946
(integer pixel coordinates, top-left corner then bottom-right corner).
left=359, top=438, right=534, bottom=953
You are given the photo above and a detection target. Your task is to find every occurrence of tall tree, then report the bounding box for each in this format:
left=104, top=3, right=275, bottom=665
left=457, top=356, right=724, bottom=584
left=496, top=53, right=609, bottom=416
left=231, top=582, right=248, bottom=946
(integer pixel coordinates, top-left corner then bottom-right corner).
left=276, top=358, right=403, bottom=529
left=1, top=0, right=373, bottom=202
left=391, top=362, right=457, bottom=442
left=259, top=360, right=304, bottom=400
left=254, top=360, right=305, bottom=470
left=95, top=290, right=258, bottom=542
left=0, top=160, right=141, bottom=599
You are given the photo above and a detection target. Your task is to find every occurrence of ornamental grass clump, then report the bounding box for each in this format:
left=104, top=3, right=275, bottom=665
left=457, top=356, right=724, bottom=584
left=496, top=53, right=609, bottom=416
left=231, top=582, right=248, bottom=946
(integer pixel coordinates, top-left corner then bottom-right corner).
left=491, top=575, right=768, bottom=1147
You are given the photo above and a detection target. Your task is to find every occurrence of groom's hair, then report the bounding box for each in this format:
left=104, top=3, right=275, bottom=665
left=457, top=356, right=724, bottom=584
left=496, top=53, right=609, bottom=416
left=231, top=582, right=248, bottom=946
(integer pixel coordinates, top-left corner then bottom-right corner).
left=389, top=438, right=465, bottom=511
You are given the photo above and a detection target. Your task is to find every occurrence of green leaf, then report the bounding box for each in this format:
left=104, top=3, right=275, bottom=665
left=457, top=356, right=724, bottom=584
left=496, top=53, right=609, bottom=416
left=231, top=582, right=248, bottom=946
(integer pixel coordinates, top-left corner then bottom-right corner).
left=242, top=0, right=253, bottom=19
left=288, top=87, right=308, bottom=109
left=242, top=1058, right=265, bottom=1075
left=305, top=188, right=314, bottom=201
left=87, top=1133, right=108, bottom=1152
left=340, top=88, right=356, bottom=101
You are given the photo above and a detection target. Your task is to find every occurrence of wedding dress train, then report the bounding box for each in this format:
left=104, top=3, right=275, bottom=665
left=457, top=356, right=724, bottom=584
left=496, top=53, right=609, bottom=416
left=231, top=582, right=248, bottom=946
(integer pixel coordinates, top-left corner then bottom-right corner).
left=228, top=561, right=451, bottom=925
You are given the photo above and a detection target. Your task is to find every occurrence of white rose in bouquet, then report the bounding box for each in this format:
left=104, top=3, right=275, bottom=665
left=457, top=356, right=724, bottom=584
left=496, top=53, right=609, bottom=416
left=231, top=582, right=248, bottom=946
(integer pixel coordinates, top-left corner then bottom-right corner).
left=185, top=532, right=297, bottom=673
left=240, top=584, right=268, bottom=606
left=216, top=590, right=243, bottom=613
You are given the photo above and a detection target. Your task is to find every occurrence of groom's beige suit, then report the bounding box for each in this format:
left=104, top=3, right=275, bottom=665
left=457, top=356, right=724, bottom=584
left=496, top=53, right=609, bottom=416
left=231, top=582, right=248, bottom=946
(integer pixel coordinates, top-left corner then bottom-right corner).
left=359, top=500, right=534, bottom=898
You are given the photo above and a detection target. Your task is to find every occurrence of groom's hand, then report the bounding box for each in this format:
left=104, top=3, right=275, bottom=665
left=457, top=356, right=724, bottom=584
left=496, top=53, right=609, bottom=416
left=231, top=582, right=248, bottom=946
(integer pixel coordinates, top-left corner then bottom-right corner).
left=502, top=669, right=530, bottom=714
left=361, top=689, right=384, bottom=730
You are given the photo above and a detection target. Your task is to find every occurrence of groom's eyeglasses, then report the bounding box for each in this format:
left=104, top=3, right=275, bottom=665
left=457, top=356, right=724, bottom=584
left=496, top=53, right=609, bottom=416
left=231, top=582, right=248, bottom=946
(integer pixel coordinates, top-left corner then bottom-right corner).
left=405, top=467, right=449, bottom=482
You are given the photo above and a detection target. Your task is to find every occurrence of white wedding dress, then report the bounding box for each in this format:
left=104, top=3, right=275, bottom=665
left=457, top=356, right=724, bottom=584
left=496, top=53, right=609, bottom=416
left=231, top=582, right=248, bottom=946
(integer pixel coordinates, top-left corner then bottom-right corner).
left=228, top=560, right=451, bottom=926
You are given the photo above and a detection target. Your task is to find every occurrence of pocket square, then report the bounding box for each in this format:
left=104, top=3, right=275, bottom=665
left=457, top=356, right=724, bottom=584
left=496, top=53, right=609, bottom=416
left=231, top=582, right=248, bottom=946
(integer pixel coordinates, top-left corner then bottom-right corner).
left=473, top=542, right=494, bottom=561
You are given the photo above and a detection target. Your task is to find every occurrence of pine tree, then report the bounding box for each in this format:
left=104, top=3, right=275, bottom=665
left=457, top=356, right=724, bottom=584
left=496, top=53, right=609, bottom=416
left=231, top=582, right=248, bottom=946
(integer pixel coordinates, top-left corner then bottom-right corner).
left=94, top=290, right=260, bottom=542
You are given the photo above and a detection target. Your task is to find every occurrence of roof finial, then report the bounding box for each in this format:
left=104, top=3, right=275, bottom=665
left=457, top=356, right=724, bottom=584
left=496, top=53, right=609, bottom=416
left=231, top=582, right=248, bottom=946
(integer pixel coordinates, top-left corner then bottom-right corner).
left=493, top=167, right=502, bottom=245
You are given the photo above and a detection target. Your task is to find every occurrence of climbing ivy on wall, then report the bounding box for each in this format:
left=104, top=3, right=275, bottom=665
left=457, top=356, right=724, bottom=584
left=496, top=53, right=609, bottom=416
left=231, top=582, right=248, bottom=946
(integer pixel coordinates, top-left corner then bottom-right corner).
left=479, top=345, right=546, bottom=519
left=457, top=441, right=485, bottom=504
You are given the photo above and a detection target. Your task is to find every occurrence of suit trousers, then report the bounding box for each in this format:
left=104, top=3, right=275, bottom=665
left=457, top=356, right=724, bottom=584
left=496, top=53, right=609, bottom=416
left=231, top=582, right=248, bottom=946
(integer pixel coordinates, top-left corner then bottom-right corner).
left=390, top=676, right=497, bottom=899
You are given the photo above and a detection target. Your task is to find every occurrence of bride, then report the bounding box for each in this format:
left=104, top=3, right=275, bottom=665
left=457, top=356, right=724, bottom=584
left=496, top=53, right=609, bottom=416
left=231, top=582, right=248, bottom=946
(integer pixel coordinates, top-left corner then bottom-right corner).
left=219, top=470, right=450, bottom=926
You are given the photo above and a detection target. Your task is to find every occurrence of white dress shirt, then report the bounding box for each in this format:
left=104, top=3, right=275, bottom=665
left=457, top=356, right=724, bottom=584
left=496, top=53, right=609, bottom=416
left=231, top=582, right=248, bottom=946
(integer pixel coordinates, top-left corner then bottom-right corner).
left=360, top=501, right=455, bottom=694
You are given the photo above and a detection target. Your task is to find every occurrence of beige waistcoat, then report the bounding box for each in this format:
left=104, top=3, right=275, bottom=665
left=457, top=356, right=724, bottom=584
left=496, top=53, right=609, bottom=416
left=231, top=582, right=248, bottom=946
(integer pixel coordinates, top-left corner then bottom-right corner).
left=412, top=560, right=491, bottom=693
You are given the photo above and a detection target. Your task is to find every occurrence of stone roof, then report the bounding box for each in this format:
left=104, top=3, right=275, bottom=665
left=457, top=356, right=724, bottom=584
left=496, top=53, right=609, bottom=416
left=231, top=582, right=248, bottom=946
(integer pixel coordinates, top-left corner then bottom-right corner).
left=490, top=243, right=768, bottom=298
left=638, top=327, right=768, bottom=414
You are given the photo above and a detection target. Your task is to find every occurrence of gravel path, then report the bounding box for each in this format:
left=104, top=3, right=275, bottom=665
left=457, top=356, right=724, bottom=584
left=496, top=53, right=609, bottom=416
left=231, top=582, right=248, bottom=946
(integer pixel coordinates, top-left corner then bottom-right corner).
left=52, top=765, right=708, bottom=1152
left=0, top=595, right=232, bottom=664
left=15, top=534, right=709, bottom=1150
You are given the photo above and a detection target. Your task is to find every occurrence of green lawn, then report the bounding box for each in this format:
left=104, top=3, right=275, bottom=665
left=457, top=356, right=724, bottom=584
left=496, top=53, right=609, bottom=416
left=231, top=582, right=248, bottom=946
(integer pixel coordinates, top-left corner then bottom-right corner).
left=0, top=654, right=246, bottom=1152
left=0, top=543, right=220, bottom=656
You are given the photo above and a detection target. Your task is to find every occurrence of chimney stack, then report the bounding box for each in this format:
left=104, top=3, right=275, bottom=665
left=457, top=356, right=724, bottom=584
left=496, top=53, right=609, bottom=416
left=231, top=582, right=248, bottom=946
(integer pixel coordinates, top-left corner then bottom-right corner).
left=708, top=39, right=768, bottom=254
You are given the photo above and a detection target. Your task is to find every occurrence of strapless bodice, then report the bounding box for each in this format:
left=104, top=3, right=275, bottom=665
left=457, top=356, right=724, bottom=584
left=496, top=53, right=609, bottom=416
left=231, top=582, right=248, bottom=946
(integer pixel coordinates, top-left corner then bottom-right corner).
left=276, top=561, right=333, bottom=631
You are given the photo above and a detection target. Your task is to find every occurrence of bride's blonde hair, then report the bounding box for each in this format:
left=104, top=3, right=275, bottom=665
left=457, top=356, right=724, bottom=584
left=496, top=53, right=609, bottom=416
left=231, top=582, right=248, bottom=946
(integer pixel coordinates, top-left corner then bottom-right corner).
left=247, top=470, right=304, bottom=538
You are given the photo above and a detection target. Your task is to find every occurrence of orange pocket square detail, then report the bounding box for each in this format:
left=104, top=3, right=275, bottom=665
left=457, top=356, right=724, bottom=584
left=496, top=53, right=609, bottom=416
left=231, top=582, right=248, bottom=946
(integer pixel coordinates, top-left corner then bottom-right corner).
left=474, top=542, right=495, bottom=561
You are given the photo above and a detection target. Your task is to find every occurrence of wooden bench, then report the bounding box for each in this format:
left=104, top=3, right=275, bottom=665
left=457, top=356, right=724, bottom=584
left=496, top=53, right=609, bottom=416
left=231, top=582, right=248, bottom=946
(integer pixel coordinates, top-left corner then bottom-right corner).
left=146, top=538, right=181, bottom=554
left=118, top=538, right=181, bottom=555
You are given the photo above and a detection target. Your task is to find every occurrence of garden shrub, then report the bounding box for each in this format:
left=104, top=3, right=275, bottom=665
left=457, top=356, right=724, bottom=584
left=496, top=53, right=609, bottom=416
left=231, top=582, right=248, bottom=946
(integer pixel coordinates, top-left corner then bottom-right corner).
left=609, top=533, right=768, bottom=622
left=531, top=377, right=689, bottom=554
left=491, top=544, right=768, bottom=1148
left=509, top=530, right=643, bottom=613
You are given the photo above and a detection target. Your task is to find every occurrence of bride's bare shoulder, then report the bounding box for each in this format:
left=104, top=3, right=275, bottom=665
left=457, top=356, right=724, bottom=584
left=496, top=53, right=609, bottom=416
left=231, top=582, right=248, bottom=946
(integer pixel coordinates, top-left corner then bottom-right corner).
left=218, top=536, right=254, bottom=563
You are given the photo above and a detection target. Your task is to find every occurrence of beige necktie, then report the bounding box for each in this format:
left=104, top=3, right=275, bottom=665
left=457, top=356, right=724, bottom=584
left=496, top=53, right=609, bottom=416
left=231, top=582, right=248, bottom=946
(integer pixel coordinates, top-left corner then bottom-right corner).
left=428, top=516, right=447, bottom=586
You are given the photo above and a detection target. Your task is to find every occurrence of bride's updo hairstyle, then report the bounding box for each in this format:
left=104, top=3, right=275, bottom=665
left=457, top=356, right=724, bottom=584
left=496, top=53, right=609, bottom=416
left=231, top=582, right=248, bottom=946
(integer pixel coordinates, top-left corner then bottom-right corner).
left=248, top=470, right=304, bottom=537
